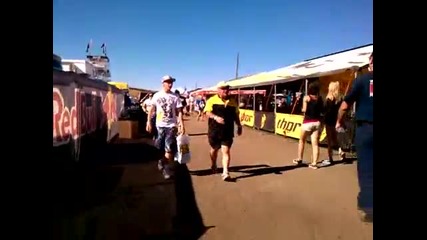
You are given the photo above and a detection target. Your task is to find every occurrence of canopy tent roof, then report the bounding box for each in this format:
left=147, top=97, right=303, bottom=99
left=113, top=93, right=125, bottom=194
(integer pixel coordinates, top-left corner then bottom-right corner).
left=189, top=85, right=217, bottom=96
left=226, top=72, right=283, bottom=88
left=225, top=44, right=373, bottom=89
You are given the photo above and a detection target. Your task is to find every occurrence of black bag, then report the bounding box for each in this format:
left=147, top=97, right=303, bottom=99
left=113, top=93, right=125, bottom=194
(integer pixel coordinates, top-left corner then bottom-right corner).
left=337, top=118, right=355, bottom=152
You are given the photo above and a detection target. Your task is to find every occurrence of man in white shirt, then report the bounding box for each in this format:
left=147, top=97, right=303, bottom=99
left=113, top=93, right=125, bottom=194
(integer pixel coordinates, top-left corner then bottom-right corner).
left=141, top=93, right=156, bottom=138
left=146, top=75, right=185, bottom=179
left=141, top=93, right=153, bottom=113
left=188, top=95, right=194, bottom=114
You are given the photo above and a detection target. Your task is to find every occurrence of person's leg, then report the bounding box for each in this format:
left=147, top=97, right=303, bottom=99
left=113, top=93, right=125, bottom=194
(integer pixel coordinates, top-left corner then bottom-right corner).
left=309, top=124, right=321, bottom=169
left=355, top=124, right=373, bottom=221
left=220, top=139, right=233, bottom=180
left=325, top=125, right=335, bottom=161
left=154, top=127, right=166, bottom=172
left=208, top=136, right=221, bottom=173
left=151, top=116, right=157, bottom=140
left=294, top=124, right=310, bottom=164
left=162, top=127, right=178, bottom=179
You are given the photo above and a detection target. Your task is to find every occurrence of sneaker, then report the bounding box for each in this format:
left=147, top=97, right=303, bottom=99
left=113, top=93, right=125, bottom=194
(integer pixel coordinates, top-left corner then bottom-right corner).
left=222, top=173, right=232, bottom=181
left=318, top=159, right=332, bottom=167
left=293, top=159, right=303, bottom=165
left=358, top=210, right=373, bottom=223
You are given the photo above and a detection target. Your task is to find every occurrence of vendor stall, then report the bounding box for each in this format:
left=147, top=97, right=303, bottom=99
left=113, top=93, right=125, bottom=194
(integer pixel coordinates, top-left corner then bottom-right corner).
left=222, top=44, right=373, bottom=145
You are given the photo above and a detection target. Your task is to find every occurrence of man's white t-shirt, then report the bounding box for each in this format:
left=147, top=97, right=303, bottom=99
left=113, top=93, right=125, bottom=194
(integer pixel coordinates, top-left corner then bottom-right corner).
left=142, top=98, right=153, bottom=112
left=152, top=91, right=183, bottom=128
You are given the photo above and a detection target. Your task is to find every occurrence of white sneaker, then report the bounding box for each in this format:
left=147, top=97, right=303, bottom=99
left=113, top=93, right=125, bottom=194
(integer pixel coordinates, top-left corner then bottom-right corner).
left=222, top=173, right=231, bottom=181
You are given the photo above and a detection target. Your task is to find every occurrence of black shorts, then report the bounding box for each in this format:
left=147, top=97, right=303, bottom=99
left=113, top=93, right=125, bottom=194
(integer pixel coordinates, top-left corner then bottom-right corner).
left=208, top=135, right=233, bottom=150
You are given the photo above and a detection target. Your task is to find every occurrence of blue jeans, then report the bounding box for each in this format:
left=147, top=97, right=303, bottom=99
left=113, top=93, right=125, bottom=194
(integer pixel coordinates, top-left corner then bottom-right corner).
left=355, top=123, right=373, bottom=214
left=155, top=127, right=178, bottom=154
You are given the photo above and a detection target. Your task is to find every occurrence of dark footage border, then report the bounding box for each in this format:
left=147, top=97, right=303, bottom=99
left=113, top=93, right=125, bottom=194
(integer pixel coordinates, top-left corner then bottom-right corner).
left=3, top=0, right=53, bottom=238
left=8, top=0, right=424, bottom=239
left=374, top=0, right=424, bottom=239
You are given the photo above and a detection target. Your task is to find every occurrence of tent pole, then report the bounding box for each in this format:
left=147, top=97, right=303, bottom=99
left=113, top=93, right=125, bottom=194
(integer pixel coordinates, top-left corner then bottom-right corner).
left=253, top=87, right=256, bottom=129
left=274, top=84, right=277, bottom=135
left=238, top=88, right=241, bottom=106
left=305, top=79, right=308, bottom=95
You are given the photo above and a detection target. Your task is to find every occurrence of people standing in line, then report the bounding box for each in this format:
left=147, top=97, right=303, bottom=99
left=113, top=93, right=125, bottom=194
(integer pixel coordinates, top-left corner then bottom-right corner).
left=336, top=52, right=373, bottom=222
left=321, top=81, right=345, bottom=166
left=146, top=75, right=185, bottom=180
left=203, top=83, right=242, bottom=181
left=293, top=82, right=324, bottom=169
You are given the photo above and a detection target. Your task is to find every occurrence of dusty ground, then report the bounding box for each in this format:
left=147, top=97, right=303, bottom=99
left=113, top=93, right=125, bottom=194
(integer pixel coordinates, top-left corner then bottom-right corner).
left=52, top=116, right=372, bottom=240
left=186, top=117, right=373, bottom=240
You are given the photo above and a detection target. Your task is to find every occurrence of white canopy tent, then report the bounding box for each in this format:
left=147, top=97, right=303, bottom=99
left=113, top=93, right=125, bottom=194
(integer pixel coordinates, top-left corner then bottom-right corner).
left=225, top=44, right=373, bottom=89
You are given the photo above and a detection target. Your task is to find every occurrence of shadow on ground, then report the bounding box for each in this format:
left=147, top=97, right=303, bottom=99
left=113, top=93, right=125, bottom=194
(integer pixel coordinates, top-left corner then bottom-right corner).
left=189, top=164, right=271, bottom=176
left=188, top=132, right=208, bottom=137
left=52, top=138, right=209, bottom=240
left=190, top=164, right=308, bottom=181
left=317, top=157, right=357, bottom=168
left=190, top=155, right=357, bottom=181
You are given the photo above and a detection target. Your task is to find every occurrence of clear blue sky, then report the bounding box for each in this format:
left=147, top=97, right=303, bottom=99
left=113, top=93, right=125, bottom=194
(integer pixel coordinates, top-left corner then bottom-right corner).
left=53, top=0, right=372, bottom=91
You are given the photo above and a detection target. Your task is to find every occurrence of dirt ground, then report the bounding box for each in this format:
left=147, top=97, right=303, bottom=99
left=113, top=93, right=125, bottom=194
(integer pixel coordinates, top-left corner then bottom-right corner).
left=52, top=116, right=372, bottom=240
left=186, top=117, right=373, bottom=240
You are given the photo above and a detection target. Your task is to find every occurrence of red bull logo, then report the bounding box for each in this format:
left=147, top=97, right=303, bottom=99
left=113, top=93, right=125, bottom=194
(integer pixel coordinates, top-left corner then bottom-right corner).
left=53, top=87, right=118, bottom=146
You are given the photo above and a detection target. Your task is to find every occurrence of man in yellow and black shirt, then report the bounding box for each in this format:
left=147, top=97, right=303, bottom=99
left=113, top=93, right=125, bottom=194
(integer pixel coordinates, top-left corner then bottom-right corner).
left=203, top=82, right=242, bottom=181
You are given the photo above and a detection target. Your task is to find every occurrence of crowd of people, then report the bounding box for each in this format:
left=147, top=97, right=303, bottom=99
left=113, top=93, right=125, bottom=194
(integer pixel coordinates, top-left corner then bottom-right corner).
left=140, top=52, right=373, bottom=223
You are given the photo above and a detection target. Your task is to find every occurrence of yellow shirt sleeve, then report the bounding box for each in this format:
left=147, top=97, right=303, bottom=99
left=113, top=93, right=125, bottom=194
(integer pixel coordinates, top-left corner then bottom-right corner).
left=203, top=98, right=213, bottom=112
left=233, top=99, right=240, bottom=114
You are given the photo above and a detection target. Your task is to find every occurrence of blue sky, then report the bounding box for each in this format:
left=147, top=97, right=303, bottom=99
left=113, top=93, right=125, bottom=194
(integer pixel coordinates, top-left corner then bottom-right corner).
left=53, top=0, right=372, bottom=91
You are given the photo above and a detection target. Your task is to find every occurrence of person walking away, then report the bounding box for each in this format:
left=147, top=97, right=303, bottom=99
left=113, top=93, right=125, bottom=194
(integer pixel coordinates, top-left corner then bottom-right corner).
left=175, top=90, right=188, bottom=115
left=194, top=97, right=201, bottom=118
left=204, top=83, right=242, bottom=181
left=321, top=81, right=345, bottom=166
left=189, top=95, right=195, bottom=115
left=146, top=75, right=185, bottom=179
left=336, top=52, right=373, bottom=223
left=293, top=82, right=324, bottom=169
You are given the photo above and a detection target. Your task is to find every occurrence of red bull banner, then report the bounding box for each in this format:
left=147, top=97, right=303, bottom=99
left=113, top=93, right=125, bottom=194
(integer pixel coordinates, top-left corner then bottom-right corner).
left=53, top=71, right=124, bottom=161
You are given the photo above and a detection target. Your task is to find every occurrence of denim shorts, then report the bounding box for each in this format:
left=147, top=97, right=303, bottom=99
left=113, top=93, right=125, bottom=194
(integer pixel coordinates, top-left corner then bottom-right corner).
left=155, top=127, right=178, bottom=154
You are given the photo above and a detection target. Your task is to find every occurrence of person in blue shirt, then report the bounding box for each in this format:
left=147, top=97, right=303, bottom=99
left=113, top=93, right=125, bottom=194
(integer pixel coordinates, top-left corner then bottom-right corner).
left=336, top=52, right=373, bottom=223
left=195, top=97, right=206, bottom=121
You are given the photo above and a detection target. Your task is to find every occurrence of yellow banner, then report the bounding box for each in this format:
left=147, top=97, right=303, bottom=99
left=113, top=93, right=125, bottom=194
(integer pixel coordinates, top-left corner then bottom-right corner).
left=239, top=109, right=254, bottom=127
left=274, top=113, right=326, bottom=141
left=108, top=82, right=129, bottom=90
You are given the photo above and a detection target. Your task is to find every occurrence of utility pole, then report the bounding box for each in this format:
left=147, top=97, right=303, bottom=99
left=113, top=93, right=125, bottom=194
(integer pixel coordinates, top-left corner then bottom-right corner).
left=235, top=52, right=240, bottom=79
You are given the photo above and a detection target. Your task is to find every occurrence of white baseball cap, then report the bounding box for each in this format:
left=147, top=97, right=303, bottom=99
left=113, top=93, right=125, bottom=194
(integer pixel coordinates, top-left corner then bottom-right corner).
left=216, top=81, right=230, bottom=89
left=162, top=75, right=176, bottom=82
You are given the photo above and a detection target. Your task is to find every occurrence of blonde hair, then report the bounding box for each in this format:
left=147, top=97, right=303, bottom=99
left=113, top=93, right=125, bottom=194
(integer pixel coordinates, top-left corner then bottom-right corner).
left=326, top=81, right=341, bottom=103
